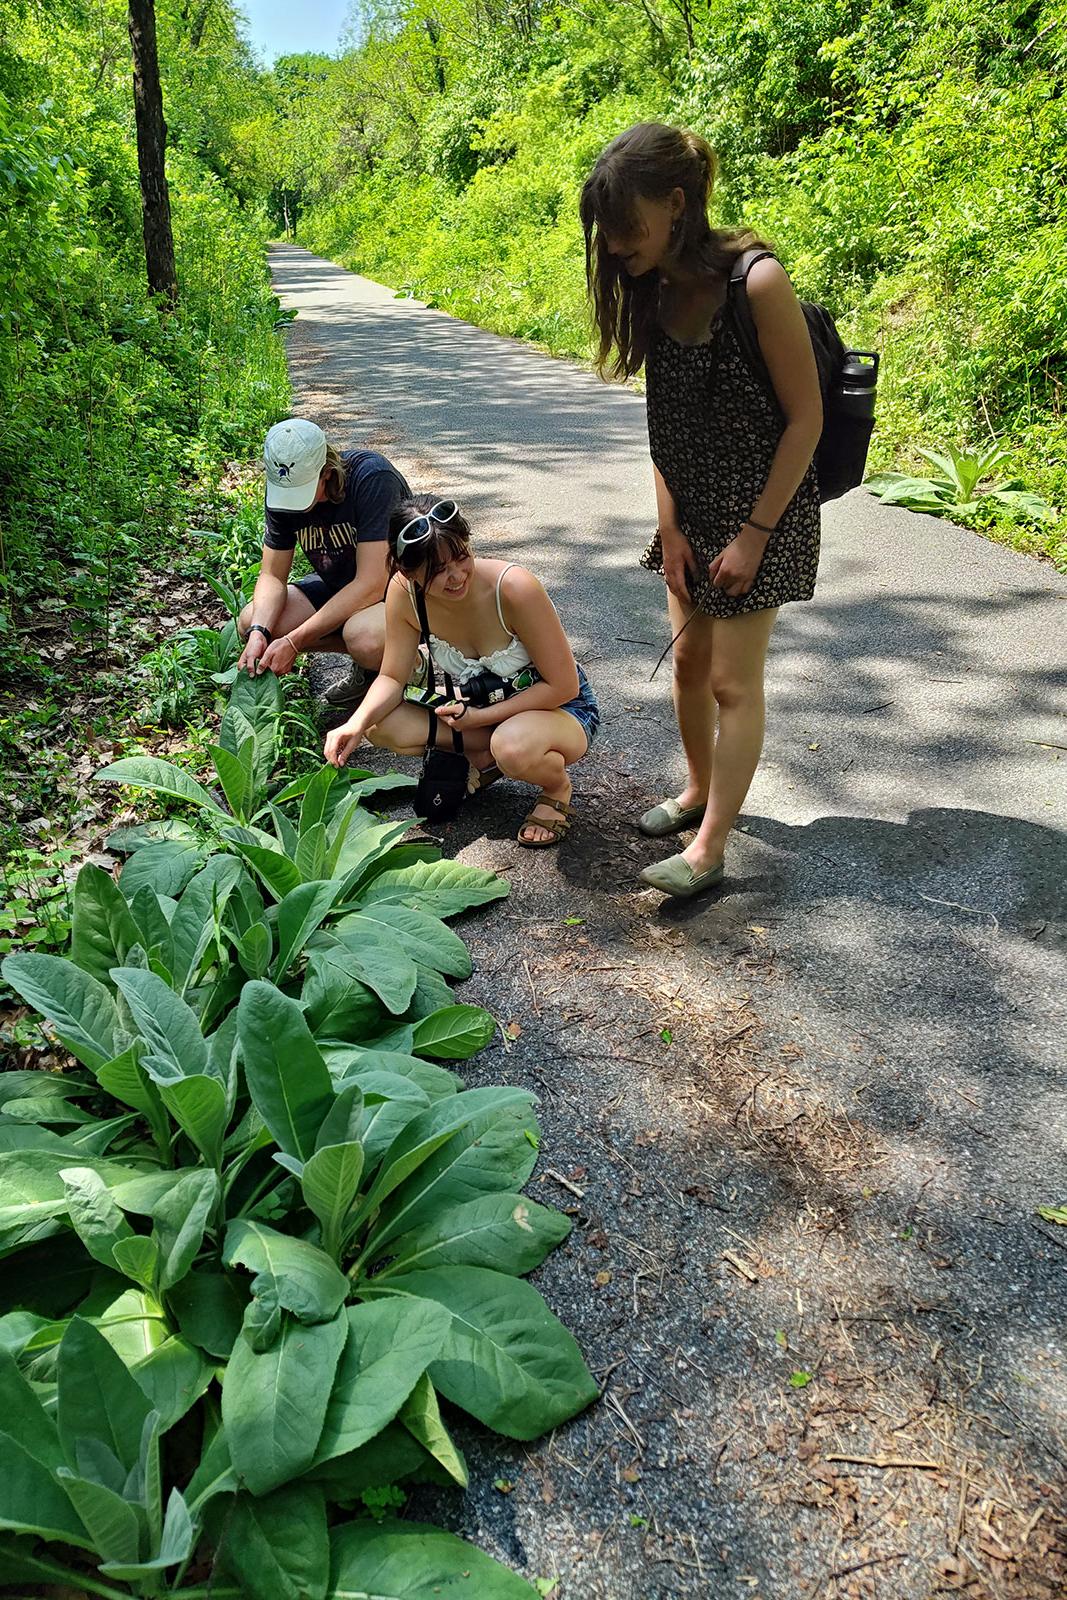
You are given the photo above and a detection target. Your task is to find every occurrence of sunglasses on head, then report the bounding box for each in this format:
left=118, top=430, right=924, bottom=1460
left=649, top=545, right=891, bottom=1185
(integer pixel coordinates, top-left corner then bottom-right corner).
left=395, top=500, right=460, bottom=561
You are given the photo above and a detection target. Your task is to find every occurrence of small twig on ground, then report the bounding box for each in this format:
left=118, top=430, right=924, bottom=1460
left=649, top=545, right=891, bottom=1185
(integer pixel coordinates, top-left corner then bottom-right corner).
left=522, top=958, right=540, bottom=1015
left=919, top=891, right=999, bottom=929
left=827, top=1453, right=942, bottom=1470
left=543, top=1168, right=585, bottom=1198
left=828, top=1551, right=908, bottom=1583
left=722, top=1249, right=759, bottom=1283
left=952, top=1463, right=969, bottom=1552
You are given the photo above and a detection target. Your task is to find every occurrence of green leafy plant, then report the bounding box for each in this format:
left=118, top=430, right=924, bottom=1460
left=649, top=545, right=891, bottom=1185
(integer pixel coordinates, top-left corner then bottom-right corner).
left=865, top=443, right=1057, bottom=525
left=0, top=696, right=595, bottom=1594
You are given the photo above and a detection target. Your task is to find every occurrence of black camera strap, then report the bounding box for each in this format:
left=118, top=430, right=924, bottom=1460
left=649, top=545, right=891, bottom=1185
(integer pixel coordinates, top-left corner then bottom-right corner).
left=413, top=584, right=463, bottom=756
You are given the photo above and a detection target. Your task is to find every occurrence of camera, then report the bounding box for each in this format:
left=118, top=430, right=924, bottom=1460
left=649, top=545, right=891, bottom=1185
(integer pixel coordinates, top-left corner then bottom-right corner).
left=462, top=664, right=538, bottom=708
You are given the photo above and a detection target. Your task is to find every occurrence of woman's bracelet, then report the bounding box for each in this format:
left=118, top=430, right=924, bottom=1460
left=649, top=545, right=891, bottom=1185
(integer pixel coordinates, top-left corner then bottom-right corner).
left=745, top=518, right=778, bottom=536
left=282, top=634, right=299, bottom=653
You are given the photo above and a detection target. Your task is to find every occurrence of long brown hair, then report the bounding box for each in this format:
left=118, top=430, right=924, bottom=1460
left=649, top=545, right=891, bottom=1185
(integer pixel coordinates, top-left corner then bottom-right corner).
left=387, top=495, right=473, bottom=588
left=580, top=122, right=768, bottom=380
left=321, top=444, right=346, bottom=503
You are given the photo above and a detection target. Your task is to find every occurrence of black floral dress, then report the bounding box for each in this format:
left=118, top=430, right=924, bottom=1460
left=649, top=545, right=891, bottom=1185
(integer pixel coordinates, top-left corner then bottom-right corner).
left=641, top=303, right=821, bottom=617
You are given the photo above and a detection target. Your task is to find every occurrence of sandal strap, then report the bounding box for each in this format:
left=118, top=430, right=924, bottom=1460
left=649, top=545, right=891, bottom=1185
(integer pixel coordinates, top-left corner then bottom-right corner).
left=521, top=813, right=571, bottom=838
left=535, top=792, right=574, bottom=817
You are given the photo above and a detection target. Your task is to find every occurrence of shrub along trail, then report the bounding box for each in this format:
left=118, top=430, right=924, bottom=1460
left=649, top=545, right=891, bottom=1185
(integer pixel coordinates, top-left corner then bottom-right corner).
left=277, top=243, right=1067, bottom=1600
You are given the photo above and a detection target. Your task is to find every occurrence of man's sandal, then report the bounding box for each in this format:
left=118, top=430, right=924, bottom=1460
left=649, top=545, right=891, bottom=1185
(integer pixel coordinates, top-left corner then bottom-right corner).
left=517, top=792, right=574, bottom=849
left=638, top=797, right=706, bottom=837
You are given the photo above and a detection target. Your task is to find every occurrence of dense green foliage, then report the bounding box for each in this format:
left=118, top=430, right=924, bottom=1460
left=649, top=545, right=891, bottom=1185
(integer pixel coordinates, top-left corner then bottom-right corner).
left=0, top=0, right=289, bottom=835
left=0, top=671, right=591, bottom=1596
left=267, top=0, right=1065, bottom=566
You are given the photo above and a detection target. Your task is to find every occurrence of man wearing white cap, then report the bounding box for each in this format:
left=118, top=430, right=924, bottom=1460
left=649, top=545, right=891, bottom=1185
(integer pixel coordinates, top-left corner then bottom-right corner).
left=237, top=418, right=410, bottom=708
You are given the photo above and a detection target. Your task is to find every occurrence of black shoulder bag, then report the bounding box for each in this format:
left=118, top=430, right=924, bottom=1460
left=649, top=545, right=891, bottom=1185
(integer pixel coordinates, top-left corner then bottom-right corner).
left=412, top=586, right=469, bottom=823
left=727, top=248, right=880, bottom=503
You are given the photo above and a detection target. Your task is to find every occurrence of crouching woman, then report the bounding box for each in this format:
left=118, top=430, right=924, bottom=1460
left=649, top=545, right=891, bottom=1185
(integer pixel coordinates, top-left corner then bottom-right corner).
left=322, top=497, right=599, bottom=846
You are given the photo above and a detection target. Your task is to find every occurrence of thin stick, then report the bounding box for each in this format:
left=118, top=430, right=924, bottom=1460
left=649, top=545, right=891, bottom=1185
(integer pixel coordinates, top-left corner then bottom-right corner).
left=543, top=1167, right=585, bottom=1198
left=828, top=1552, right=907, bottom=1582
left=827, top=1453, right=942, bottom=1470
left=523, top=958, right=540, bottom=1015
left=919, top=891, right=999, bottom=929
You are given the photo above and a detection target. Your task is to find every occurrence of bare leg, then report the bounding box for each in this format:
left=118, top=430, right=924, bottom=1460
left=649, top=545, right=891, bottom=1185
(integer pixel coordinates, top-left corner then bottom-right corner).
left=490, top=710, right=588, bottom=844
left=666, top=589, right=717, bottom=810
left=365, top=702, right=494, bottom=760
left=683, top=607, right=778, bottom=873
left=342, top=603, right=386, bottom=672
left=238, top=589, right=347, bottom=653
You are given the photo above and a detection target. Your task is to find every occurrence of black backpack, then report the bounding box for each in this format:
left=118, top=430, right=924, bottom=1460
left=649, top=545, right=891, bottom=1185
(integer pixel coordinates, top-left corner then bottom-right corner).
left=727, top=249, right=879, bottom=504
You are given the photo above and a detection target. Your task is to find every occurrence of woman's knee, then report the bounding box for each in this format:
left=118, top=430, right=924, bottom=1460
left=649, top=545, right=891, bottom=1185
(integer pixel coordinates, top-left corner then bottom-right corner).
left=237, top=602, right=253, bottom=638
left=710, top=670, right=763, bottom=712
left=672, top=637, right=713, bottom=690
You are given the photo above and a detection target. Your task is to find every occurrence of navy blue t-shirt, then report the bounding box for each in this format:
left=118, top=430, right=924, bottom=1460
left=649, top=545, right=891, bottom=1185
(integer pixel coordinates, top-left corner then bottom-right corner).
left=263, top=449, right=410, bottom=597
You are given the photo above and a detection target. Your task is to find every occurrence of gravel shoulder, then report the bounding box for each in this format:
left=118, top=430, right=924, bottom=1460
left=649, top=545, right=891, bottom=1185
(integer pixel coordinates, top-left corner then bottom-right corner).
left=272, top=243, right=1067, bottom=1600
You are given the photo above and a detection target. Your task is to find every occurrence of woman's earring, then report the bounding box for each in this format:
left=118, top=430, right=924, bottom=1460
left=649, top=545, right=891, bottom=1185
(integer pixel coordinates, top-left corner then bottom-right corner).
left=670, top=216, right=682, bottom=247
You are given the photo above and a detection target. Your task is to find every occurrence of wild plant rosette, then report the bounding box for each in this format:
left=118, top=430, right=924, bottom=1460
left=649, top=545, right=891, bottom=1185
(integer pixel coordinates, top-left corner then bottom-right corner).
left=0, top=672, right=596, bottom=1599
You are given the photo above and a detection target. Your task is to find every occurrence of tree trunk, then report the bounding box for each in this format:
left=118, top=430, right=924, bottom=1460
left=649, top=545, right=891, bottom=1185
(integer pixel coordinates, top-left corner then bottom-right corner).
left=127, top=0, right=178, bottom=303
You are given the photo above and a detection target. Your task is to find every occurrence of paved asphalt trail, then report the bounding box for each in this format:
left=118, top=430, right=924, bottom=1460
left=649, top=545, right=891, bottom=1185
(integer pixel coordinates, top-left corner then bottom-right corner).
left=270, top=244, right=1066, bottom=1599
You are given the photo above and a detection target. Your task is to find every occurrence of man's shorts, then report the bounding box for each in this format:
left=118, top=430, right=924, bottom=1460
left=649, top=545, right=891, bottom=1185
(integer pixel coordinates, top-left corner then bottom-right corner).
left=293, top=574, right=335, bottom=611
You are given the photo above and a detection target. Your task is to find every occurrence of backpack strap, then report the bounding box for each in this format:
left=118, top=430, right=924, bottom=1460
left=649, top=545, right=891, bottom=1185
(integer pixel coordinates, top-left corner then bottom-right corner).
left=727, top=248, right=778, bottom=401
left=413, top=584, right=462, bottom=754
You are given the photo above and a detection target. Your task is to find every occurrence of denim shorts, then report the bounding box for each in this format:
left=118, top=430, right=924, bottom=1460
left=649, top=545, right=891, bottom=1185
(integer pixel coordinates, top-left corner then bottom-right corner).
left=560, top=664, right=600, bottom=748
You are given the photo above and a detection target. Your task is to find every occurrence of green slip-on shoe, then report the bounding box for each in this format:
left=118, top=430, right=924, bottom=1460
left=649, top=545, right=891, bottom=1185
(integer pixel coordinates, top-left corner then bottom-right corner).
left=639, top=852, right=725, bottom=899
left=637, top=797, right=707, bottom=837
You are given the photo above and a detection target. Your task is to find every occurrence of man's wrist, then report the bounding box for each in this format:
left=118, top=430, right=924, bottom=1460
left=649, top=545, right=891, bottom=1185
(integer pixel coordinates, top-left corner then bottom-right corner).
left=248, top=622, right=272, bottom=643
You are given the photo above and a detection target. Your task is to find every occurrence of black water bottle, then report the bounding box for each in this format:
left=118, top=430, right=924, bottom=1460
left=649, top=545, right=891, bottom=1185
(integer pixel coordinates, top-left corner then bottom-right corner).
left=819, top=350, right=879, bottom=501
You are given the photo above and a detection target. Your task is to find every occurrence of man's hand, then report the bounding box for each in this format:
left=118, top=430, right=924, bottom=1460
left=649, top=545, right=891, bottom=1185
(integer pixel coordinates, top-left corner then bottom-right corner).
left=238, top=631, right=270, bottom=676
left=259, top=635, right=300, bottom=676
left=660, top=527, right=698, bottom=602
left=324, top=721, right=364, bottom=768
left=708, top=526, right=769, bottom=598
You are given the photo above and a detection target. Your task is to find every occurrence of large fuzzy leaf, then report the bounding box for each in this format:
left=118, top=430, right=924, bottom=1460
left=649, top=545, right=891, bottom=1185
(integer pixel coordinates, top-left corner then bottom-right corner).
left=273, top=879, right=343, bottom=979
left=0, top=1348, right=63, bottom=1471
left=302, top=948, right=384, bottom=1042
left=336, top=903, right=471, bottom=979
left=118, top=840, right=207, bottom=900
left=1, top=954, right=119, bottom=1072
left=377, top=1193, right=569, bottom=1280
left=0, top=1436, right=93, bottom=1548
left=60, top=1166, right=135, bottom=1270
left=95, top=754, right=224, bottom=813
left=132, top=1336, right=213, bottom=1431
left=398, top=1373, right=467, bottom=1487
left=411, top=1004, right=496, bottom=1060
left=237, top=981, right=335, bottom=1162
left=326, top=1520, right=538, bottom=1598
left=151, top=1169, right=219, bottom=1289
left=229, top=839, right=303, bottom=901
left=222, top=1219, right=348, bottom=1338
left=223, top=1309, right=347, bottom=1496
left=111, top=968, right=209, bottom=1082
left=365, top=1266, right=599, bottom=1440
left=169, top=1270, right=245, bottom=1359
left=301, top=1141, right=365, bottom=1260
left=168, top=855, right=246, bottom=991
left=313, top=1299, right=451, bottom=1465
left=357, top=859, right=509, bottom=918
left=221, top=1484, right=329, bottom=1600
left=354, top=1100, right=539, bottom=1262
left=70, top=864, right=142, bottom=988
left=352, top=1088, right=534, bottom=1235
left=57, top=1316, right=154, bottom=1474
left=319, top=928, right=417, bottom=1016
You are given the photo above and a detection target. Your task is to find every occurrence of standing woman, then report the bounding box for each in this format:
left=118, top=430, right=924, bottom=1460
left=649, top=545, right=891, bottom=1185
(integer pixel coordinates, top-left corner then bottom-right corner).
left=580, top=123, right=822, bottom=898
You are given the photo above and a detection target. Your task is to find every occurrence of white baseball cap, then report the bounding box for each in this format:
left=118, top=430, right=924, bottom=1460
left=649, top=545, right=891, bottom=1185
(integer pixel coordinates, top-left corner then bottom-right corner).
left=264, top=418, right=328, bottom=511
